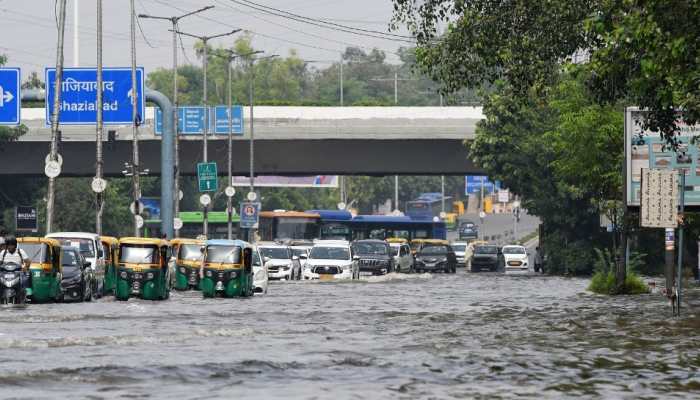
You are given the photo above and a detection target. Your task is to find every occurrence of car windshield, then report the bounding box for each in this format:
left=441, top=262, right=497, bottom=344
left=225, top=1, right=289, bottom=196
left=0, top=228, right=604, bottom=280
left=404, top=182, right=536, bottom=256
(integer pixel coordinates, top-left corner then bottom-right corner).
left=178, top=244, right=202, bottom=261
left=260, top=247, right=290, bottom=260
left=310, top=246, right=350, bottom=260
left=252, top=251, right=262, bottom=267
left=120, top=245, right=158, bottom=264
left=475, top=246, right=499, bottom=254
left=420, top=245, right=447, bottom=255
left=452, top=244, right=467, bottom=252
left=19, top=243, right=50, bottom=263
left=352, top=242, right=388, bottom=256
left=56, top=238, right=95, bottom=258
left=503, top=246, right=526, bottom=254
left=206, top=246, right=241, bottom=264
left=61, top=250, right=81, bottom=271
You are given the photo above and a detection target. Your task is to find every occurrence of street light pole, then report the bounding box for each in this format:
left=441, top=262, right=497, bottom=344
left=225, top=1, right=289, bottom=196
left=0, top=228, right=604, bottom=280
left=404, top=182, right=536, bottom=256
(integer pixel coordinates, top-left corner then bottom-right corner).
left=47, top=0, right=68, bottom=234
left=129, top=0, right=142, bottom=237
left=339, top=53, right=344, bottom=107
left=173, top=28, right=240, bottom=238
left=95, top=0, right=104, bottom=235
left=138, top=5, right=214, bottom=238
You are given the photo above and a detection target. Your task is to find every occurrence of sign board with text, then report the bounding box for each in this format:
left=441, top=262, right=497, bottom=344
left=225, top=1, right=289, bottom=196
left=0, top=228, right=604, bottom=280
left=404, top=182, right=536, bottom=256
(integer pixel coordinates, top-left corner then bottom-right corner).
left=210, top=106, right=244, bottom=135
left=640, top=168, right=678, bottom=228
left=45, top=67, right=144, bottom=125
left=197, top=162, right=218, bottom=192
left=239, top=201, right=260, bottom=229
left=155, top=106, right=206, bottom=134
left=626, top=107, right=700, bottom=208
left=466, top=176, right=500, bottom=195
left=15, top=206, right=38, bottom=232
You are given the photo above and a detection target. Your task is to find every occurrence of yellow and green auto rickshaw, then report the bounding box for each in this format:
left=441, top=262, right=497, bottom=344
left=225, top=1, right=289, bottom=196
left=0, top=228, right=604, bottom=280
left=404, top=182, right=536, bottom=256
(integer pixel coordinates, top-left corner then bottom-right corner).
left=201, top=239, right=254, bottom=298
left=17, top=237, right=63, bottom=303
left=115, top=238, right=171, bottom=301
left=100, top=236, right=119, bottom=295
left=170, top=238, right=204, bottom=291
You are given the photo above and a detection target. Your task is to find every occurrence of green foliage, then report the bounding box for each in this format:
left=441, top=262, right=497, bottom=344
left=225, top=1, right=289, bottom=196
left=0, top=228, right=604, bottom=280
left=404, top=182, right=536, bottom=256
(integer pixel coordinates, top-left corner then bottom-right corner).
left=589, top=271, right=649, bottom=295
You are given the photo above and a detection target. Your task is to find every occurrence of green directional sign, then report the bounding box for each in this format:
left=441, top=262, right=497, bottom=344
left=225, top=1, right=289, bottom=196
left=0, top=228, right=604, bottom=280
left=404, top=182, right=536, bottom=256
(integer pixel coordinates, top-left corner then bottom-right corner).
left=197, top=162, right=218, bottom=192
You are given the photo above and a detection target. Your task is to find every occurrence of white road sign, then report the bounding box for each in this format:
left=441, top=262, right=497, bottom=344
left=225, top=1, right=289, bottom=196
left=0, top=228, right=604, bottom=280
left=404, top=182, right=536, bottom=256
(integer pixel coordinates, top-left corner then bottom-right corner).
left=44, top=160, right=61, bottom=178
left=640, top=168, right=678, bottom=228
left=91, top=177, right=107, bottom=193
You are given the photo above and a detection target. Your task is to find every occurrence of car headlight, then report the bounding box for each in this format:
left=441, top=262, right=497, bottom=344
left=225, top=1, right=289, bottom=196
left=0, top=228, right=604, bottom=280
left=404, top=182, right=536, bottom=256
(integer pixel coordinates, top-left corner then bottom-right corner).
left=146, top=272, right=154, bottom=280
left=205, top=270, right=213, bottom=277
left=120, top=271, right=127, bottom=279
left=179, top=267, right=187, bottom=273
left=230, top=271, right=238, bottom=278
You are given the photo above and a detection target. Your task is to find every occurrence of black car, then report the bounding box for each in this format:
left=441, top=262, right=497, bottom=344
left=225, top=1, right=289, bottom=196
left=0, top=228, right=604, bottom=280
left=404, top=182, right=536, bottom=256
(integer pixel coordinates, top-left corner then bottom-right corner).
left=414, top=243, right=457, bottom=273
left=352, top=239, right=394, bottom=275
left=60, top=247, right=95, bottom=302
left=470, top=245, right=502, bottom=272
left=458, top=221, right=479, bottom=241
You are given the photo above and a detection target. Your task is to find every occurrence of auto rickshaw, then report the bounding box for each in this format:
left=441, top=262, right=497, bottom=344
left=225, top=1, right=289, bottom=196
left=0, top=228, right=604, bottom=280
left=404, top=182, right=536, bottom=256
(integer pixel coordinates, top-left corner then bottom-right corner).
left=100, top=236, right=119, bottom=295
left=201, top=239, right=254, bottom=298
left=115, top=238, right=171, bottom=301
left=17, top=237, right=63, bottom=303
left=409, top=238, right=450, bottom=256
left=170, top=238, right=204, bottom=290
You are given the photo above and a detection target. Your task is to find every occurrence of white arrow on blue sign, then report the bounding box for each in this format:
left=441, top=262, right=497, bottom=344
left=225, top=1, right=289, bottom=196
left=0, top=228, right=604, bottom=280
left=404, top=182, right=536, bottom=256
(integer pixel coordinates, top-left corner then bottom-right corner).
left=0, top=68, right=21, bottom=125
left=210, top=106, right=244, bottom=135
left=45, top=67, right=144, bottom=125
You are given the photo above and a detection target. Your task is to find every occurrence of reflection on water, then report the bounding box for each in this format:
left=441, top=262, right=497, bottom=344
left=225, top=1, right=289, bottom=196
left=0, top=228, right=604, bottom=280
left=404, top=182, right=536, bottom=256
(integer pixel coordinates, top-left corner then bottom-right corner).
left=1, top=271, right=699, bottom=399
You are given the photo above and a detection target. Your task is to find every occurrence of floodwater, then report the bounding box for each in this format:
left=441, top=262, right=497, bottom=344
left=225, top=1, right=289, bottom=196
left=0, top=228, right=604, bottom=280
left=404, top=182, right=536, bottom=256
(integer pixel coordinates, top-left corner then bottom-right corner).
left=1, top=271, right=699, bottom=399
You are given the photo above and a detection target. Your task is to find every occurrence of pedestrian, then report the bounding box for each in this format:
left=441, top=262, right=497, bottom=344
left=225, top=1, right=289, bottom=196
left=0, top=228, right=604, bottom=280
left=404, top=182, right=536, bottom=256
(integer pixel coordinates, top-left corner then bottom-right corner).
left=534, top=246, right=543, bottom=273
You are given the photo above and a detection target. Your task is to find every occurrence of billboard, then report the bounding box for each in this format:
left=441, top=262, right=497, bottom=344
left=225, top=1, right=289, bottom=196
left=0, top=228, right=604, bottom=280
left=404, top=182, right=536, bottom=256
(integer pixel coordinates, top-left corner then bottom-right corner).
left=15, top=206, right=38, bottom=232
left=232, top=176, right=338, bottom=188
left=626, top=108, right=700, bottom=207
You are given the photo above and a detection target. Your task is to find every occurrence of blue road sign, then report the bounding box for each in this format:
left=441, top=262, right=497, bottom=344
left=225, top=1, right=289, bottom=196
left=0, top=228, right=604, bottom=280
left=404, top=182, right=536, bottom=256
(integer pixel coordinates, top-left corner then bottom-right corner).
left=0, top=68, right=20, bottom=125
left=466, top=176, right=501, bottom=195
left=210, top=106, right=243, bottom=135
left=240, top=201, right=260, bottom=228
left=155, top=106, right=206, bottom=135
left=45, top=67, right=144, bottom=125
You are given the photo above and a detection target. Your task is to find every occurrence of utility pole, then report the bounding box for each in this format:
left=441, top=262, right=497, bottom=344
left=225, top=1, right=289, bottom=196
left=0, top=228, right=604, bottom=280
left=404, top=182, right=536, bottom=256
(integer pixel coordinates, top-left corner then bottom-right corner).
left=441, top=176, right=446, bottom=214
left=47, top=0, right=68, bottom=234
left=129, top=0, right=141, bottom=237
left=138, top=5, right=214, bottom=238
left=95, top=0, right=104, bottom=235
left=172, top=29, right=240, bottom=238
left=394, top=175, right=399, bottom=212
left=370, top=71, right=413, bottom=105
left=248, top=53, right=276, bottom=242
left=339, top=53, right=344, bottom=106
left=214, top=50, right=259, bottom=239
left=73, top=0, right=79, bottom=67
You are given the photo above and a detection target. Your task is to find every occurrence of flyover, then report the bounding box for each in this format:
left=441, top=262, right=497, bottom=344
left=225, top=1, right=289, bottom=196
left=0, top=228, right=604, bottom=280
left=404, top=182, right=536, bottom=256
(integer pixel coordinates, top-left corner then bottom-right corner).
left=3, top=106, right=484, bottom=176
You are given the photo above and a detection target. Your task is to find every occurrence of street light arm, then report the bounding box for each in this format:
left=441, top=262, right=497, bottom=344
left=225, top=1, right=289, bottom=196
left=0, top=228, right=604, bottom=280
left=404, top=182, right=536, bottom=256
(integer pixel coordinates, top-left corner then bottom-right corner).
left=208, top=29, right=242, bottom=40
left=176, top=5, right=214, bottom=21
left=137, top=14, right=171, bottom=20
left=171, top=29, right=204, bottom=40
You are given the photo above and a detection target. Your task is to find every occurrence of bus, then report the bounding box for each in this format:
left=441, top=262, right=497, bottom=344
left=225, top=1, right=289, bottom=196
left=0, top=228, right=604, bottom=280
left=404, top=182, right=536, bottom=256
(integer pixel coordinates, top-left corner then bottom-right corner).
left=144, top=211, right=241, bottom=239
left=258, top=211, right=321, bottom=241
left=405, top=193, right=452, bottom=220
left=311, top=210, right=447, bottom=241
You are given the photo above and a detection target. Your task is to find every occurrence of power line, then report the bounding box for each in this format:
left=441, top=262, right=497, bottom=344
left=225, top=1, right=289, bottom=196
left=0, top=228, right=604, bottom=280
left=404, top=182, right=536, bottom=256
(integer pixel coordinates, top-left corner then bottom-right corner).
left=228, top=0, right=416, bottom=44
left=233, top=0, right=415, bottom=40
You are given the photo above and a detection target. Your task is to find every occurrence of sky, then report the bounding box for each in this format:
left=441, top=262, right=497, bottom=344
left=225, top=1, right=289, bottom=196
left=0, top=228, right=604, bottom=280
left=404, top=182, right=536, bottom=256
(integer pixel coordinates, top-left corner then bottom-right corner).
left=0, top=0, right=411, bottom=79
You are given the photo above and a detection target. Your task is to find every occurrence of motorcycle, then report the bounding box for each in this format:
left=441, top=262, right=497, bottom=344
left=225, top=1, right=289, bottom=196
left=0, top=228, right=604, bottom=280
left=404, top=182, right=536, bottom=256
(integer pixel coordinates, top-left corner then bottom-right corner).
left=0, top=262, right=27, bottom=305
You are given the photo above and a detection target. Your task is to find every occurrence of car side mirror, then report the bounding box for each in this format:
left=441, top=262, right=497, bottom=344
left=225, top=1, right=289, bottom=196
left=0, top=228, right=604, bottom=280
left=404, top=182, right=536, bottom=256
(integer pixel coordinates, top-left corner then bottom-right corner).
left=300, top=255, right=308, bottom=260
left=84, top=261, right=92, bottom=268
left=353, top=256, right=360, bottom=261
left=292, top=256, right=299, bottom=261
left=264, top=257, right=271, bottom=263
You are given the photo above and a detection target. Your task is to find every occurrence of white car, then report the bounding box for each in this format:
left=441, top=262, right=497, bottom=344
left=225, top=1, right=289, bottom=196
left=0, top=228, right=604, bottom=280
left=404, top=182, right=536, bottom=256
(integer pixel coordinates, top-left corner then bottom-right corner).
left=258, top=243, right=302, bottom=281
left=389, top=242, right=413, bottom=273
left=252, top=249, right=269, bottom=294
left=46, top=232, right=106, bottom=296
left=502, top=245, right=529, bottom=274
left=304, top=240, right=359, bottom=280
left=451, top=241, right=469, bottom=267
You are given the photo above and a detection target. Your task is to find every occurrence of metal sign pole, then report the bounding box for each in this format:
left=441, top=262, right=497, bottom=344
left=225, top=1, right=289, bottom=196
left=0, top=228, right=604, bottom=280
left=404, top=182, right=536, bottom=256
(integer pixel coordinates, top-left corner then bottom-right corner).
left=676, top=171, right=685, bottom=316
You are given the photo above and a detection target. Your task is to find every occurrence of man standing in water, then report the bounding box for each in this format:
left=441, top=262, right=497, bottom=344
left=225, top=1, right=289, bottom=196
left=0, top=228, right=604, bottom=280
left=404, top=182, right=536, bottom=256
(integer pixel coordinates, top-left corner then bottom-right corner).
left=534, top=246, right=544, bottom=273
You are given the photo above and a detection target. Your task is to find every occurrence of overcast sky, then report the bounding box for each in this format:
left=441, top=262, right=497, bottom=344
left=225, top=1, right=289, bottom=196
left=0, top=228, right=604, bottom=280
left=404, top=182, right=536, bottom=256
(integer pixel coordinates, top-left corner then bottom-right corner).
left=0, top=0, right=410, bottom=80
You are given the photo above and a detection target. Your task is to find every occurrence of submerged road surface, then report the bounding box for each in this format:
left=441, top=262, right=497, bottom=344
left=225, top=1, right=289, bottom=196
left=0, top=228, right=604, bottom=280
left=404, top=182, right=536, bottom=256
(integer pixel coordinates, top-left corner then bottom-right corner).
left=1, top=272, right=699, bottom=399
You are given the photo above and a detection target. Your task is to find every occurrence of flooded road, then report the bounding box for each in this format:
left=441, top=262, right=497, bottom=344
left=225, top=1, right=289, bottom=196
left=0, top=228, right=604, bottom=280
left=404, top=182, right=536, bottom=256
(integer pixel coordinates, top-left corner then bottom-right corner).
left=1, top=271, right=699, bottom=399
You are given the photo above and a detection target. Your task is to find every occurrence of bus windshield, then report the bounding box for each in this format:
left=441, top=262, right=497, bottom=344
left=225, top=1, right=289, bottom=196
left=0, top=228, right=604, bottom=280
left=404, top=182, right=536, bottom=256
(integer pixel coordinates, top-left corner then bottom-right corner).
left=56, top=238, right=95, bottom=258
left=275, top=218, right=318, bottom=240
left=206, top=246, right=241, bottom=264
